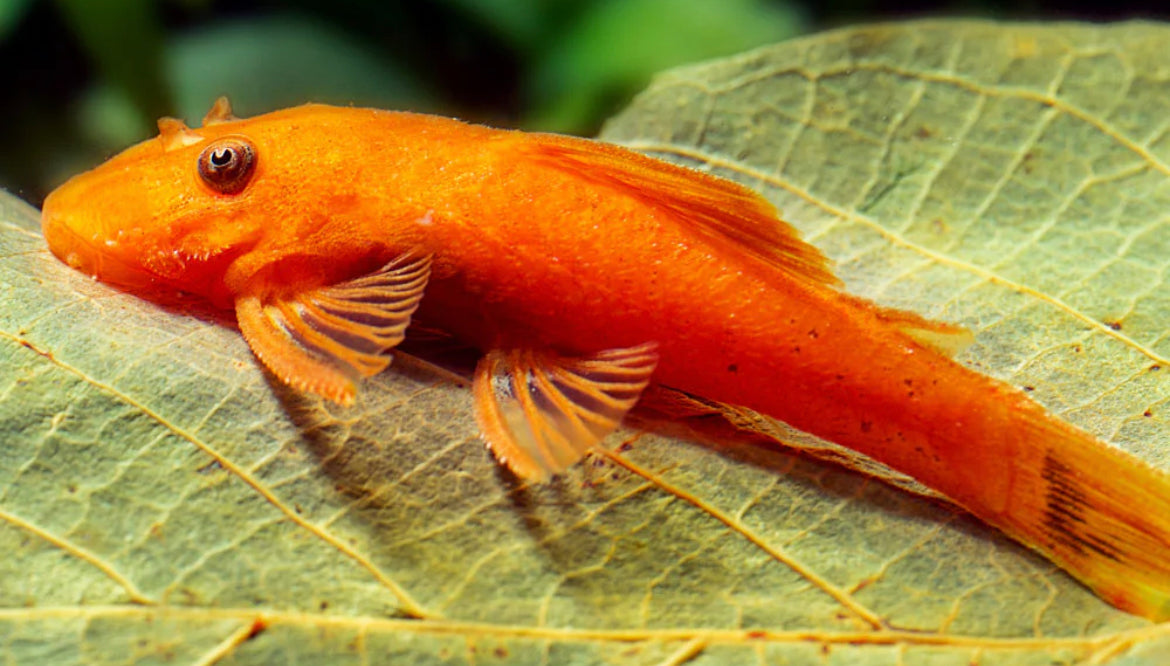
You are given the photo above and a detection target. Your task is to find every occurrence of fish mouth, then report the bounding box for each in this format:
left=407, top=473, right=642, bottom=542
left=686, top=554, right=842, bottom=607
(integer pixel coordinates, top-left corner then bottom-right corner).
left=41, top=200, right=158, bottom=291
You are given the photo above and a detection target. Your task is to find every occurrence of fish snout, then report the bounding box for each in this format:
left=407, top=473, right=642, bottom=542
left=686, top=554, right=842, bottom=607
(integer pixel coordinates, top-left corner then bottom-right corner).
left=41, top=187, right=156, bottom=289
left=42, top=191, right=96, bottom=273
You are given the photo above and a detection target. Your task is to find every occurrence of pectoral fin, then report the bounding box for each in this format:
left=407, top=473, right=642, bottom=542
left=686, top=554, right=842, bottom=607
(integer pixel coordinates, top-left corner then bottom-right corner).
left=235, top=254, right=432, bottom=404
left=473, top=343, right=659, bottom=482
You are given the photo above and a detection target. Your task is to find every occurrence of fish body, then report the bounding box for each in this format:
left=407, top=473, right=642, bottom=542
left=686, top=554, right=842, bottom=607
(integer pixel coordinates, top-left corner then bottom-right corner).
left=41, top=99, right=1170, bottom=620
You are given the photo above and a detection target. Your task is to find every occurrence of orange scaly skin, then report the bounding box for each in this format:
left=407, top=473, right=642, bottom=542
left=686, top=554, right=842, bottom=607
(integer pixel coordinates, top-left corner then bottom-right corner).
left=42, top=103, right=1170, bottom=620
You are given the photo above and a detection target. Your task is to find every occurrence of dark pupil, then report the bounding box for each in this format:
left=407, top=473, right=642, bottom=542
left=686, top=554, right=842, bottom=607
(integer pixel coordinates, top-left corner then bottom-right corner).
left=198, top=138, right=254, bottom=194
left=210, top=148, right=234, bottom=168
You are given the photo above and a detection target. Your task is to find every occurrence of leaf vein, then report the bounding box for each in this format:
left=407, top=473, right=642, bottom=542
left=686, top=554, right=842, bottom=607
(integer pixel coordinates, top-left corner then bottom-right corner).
left=0, top=329, right=434, bottom=619
left=0, top=506, right=154, bottom=605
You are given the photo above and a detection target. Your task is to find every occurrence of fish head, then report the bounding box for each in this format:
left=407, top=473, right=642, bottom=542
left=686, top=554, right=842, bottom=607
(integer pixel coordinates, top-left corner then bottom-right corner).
left=41, top=98, right=390, bottom=308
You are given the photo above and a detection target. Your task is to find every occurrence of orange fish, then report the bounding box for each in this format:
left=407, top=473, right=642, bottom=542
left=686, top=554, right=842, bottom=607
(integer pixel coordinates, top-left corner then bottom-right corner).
left=41, top=98, right=1170, bottom=620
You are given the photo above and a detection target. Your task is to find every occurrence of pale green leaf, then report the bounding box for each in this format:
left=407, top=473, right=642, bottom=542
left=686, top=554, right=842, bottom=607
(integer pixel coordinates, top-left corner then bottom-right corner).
left=5, top=19, right=1170, bottom=665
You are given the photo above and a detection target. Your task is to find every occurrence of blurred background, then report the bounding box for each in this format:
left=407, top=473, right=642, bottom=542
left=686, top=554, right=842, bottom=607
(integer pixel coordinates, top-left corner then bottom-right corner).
left=2, top=0, right=1166, bottom=206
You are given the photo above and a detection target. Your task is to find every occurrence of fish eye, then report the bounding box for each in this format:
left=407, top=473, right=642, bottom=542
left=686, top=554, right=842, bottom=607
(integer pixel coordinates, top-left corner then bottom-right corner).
left=197, top=136, right=256, bottom=195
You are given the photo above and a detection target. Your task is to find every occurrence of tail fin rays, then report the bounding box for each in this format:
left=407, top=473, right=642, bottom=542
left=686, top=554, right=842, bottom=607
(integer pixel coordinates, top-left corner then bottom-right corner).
left=1001, top=407, right=1170, bottom=620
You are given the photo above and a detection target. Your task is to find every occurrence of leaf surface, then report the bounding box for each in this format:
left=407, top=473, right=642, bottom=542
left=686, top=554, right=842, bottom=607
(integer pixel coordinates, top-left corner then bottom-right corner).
left=5, top=20, right=1170, bottom=665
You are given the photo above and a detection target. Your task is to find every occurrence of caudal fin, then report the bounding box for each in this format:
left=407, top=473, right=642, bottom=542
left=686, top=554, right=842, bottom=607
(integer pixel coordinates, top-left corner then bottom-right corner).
left=992, top=404, right=1170, bottom=620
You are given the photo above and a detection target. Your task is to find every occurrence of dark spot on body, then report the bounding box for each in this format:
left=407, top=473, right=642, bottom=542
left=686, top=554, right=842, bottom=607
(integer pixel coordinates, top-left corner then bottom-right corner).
left=727, top=363, right=738, bottom=373
left=860, top=421, right=872, bottom=433
left=808, top=329, right=819, bottom=339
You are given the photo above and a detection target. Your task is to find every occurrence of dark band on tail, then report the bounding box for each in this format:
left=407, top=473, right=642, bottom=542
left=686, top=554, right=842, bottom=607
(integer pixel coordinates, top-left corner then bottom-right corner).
left=1041, top=451, right=1123, bottom=562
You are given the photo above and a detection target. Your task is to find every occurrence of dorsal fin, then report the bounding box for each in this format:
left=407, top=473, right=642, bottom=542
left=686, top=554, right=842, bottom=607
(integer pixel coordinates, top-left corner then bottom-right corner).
left=524, top=134, right=840, bottom=288
left=844, top=294, right=975, bottom=357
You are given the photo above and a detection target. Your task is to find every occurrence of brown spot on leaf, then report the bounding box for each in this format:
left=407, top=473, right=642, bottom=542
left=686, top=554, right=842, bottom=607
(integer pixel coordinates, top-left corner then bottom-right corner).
left=247, top=618, right=267, bottom=640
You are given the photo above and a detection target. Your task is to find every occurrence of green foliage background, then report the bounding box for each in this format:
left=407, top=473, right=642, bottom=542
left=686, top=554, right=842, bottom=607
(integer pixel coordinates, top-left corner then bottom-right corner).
left=1, top=0, right=1164, bottom=204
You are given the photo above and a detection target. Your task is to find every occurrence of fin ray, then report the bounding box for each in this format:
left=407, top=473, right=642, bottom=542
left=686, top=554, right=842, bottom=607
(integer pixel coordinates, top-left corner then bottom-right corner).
left=474, top=342, right=659, bottom=481
left=235, top=253, right=431, bottom=405
left=236, top=295, right=358, bottom=404
left=275, top=300, right=389, bottom=376
left=1002, top=409, right=1170, bottom=620
left=525, top=135, right=839, bottom=288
